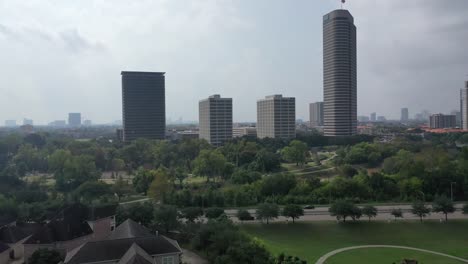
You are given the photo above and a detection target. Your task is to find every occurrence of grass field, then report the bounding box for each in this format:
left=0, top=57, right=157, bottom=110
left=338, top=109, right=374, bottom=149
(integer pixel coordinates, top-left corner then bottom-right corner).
left=242, top=221, right=468, bottom=263
left=281, top=162, right=336, bottom=179
left=184, top=176, right=208, bottom=184
left=23, top=173, right=56, bottom=186
left=325, top=248, right=464, bottom=264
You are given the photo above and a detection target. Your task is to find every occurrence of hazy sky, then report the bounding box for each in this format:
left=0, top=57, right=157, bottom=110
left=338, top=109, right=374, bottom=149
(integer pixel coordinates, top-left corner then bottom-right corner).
left=1, top=0, right=467, bottom=124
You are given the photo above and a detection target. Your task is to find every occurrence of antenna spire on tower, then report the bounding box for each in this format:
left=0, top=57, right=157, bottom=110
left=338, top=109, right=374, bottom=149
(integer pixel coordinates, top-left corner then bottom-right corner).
left=341, top=0, right=346, bottom=9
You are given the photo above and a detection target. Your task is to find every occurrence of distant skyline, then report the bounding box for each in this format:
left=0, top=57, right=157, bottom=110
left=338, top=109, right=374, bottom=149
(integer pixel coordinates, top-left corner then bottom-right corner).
left=1, top=0, right=467, bottom=124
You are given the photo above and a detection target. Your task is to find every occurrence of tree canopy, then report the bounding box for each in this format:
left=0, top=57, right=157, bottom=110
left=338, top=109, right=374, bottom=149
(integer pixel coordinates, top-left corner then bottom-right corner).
left=432, top=195, right=455, bottom=221
left=281, top=140, right=309, bottom=166
left=256, top=203, right=279, bottom=224
left=411, top=201, right=431, bottom=222
left=329, top=200, right=362, bottom=222
left=281, top=204, right=304, bottom=223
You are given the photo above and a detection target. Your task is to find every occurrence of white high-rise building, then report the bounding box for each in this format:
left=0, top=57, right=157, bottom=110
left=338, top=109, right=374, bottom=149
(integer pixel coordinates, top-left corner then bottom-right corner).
left=257, top=95, right=295, bottom=139
left=401, top=108, right=409, bottom=122
left=199, top=95, right=233, bottom=146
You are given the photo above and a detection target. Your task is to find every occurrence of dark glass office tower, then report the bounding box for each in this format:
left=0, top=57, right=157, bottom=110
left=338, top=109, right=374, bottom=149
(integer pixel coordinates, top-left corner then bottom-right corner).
left=323, top=9, right=357, bottom=136
left=121, top=71, right=166, bottom=141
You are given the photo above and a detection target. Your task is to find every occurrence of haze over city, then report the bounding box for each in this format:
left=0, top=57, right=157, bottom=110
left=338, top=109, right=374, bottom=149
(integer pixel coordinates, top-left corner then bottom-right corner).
left=1, top=0, right=468, bottom=124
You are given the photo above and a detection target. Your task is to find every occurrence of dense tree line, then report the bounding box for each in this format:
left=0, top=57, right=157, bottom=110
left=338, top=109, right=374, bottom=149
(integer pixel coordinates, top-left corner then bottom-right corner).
left=115, top=202, right=307, bottom=263
left=1, top=131, right=468, bottom=219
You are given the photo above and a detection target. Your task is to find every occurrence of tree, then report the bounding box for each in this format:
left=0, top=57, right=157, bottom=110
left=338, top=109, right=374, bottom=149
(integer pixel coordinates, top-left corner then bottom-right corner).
left=15, top=186, right=48, bottom=204
left=192, top=149, right=227, bottom=181
left=48, top=149, right=72, bottom=173
left=55, top=155, right=100, bottom=192
left=119, top=138, right=154, bottom=169
left=251, top=149, right=281, bottom=173
left=217, top=239, right=273, bottom=264
left=391, top=208, right=403, bottom=220
left=29, top=248, right=63, bottom=264
left=192, top=218, right=272, bottom=264
left=132, top=168, right=155, bottom=195
left=205, top=207, right=225, bottom=219
left=24, top=133, right=46, bottom=148
left=411, top=201, right=430, bottom=222
left=432, top=195, right=455, bottom=221
left=260, top=173, right=296, bottom=197
left=178, top=139, right=210, bottom=171
left=154, top=205, right=179, bottom=232
left=256, top=203, right=279, bottom=224
left=231, top=169, right=262, bottom=184
left=237, top=209, right=253, bottom=221
left=281, top=140, right=309, bottom=166
left=181, top=207, right=203, bottom=222
left=281, top=204, right=304, bottom=223
left=112, top=177, right=134, bottom=201
left=147, top=168, right=172, bottom=203
left=329, top=200, right=362, bottom=222
left=116, top=202, right=154, bottom=227
left=12, top=144, right=47, bottom=174
left=339, top=164, right=358, bottom=178
left=276, top=253, right=308, bottom=264
left=0, top=195, right=18, bottom=218
left=361, top=205, right=377, bottom=222
left=172, top=167, right=187, bottom=187
left=17, top=202, right=49, bottom=223
left=111, top=158, right=125, bottom=177
left=74, top=181, right=111, bottom=203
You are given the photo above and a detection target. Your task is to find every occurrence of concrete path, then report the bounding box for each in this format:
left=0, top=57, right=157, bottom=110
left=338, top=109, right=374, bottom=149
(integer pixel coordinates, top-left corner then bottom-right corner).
left=119, top=197, right=151, bottom=205
left=182, top=249, right=208, bottom=264
left=315, top=245, right=468, bottom=264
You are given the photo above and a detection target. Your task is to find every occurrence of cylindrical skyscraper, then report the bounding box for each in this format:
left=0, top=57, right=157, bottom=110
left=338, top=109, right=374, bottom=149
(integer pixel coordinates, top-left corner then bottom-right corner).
left=461, top=81, right=468, bottom=130
left=323, top=9, right=357, bottom=136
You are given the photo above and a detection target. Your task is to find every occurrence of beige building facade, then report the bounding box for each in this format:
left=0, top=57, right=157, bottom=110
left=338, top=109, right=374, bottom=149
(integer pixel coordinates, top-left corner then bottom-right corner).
left=199, top=95, right=233, bottom=146
left=257, top=95, right=295, bottom=139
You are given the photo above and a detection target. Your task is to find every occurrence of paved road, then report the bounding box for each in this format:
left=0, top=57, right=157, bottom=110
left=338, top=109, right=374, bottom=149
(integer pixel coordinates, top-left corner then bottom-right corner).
left=315, top=245, right=468, bottom=264
left=226, top=204, right=468, bottom=223
left=117, top=199, right=468, bottom=223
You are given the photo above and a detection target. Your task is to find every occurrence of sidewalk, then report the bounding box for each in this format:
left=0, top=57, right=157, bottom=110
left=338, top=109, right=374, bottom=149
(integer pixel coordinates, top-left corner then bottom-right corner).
left=182, top=249, right=208, bottom=264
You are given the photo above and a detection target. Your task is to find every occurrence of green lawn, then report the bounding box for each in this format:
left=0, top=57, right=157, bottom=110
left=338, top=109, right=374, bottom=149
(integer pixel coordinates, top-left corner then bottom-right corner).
left=242, top=221, right=468, bottom=263
left=281, top=162, right=335, bottom=178
left=326, top=248, right=464, bottom=264
left=23, top=173, right=56, bottom=186
left=184, top=176, right=208, bottom=184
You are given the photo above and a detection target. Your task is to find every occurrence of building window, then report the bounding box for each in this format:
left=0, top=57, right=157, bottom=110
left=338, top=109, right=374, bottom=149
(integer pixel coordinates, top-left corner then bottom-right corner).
left=162, top=256, right=174, bottom=264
